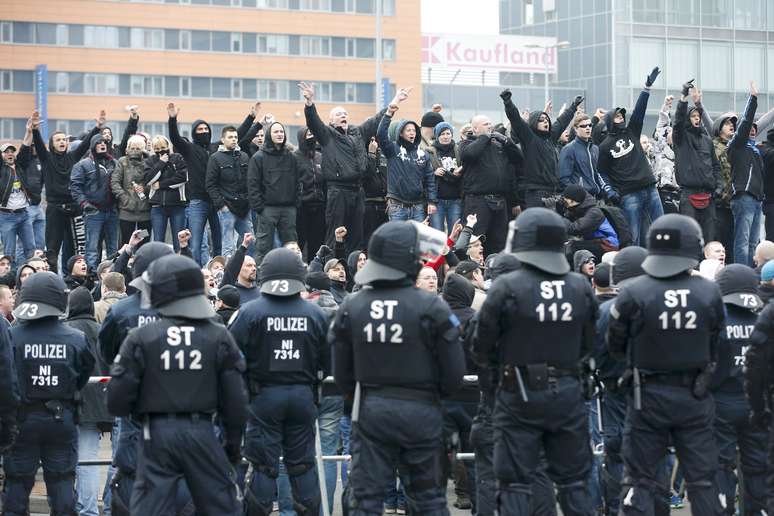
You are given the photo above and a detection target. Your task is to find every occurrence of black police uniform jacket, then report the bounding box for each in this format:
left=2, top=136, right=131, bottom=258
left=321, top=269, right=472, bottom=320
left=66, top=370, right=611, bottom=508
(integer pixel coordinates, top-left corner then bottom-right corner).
left=608, top=272, right=725, bottom=372
left=710, top=303, right=758, bottom=396
left=98, top=292, right=160, bottom=364
left=107, top=317, right=248, bottom=443
left=330, top=280, right=466, bottom=398
left=12, top=317, right=94, bottom=403
left=229, top=295, right=330, bottom=387
left=475, top=265, right=598, bottom=370
left=0, top=319, right=19, bottom=414
left=745, top=301, right=774, bottom=416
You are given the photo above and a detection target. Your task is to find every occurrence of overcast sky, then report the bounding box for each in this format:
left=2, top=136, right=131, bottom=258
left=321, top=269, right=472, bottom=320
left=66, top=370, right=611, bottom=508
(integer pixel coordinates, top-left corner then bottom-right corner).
left=420, top=0, right=500, bottom=35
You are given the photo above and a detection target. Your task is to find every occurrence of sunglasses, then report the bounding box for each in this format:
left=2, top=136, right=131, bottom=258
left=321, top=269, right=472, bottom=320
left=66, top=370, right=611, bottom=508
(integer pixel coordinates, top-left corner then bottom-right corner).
left=577, top=123, right=592, bottom=129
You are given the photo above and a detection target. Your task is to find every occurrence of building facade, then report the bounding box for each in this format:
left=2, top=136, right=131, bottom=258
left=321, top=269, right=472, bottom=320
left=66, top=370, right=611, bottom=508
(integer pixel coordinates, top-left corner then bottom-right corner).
left=1, top=0, right=420, bottom=143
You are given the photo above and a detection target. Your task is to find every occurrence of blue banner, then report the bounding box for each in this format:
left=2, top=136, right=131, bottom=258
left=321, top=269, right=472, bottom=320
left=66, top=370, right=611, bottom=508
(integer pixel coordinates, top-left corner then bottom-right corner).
left=381, top=78, right=390, bottom=109
left=35, top=65, right=48, bottom=140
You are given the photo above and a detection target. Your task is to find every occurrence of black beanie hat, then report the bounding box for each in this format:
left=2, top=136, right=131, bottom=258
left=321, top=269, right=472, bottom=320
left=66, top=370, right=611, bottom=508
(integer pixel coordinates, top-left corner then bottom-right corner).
left=420, top=111, right=444, bottom=129
left=562, top=184, right=587, bottom=203
left=306, top=271, right=331, bottom=292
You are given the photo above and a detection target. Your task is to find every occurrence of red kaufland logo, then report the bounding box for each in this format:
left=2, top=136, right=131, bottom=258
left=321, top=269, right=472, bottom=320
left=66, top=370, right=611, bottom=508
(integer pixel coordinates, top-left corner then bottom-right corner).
left=422, top=34, right=558, bottom=73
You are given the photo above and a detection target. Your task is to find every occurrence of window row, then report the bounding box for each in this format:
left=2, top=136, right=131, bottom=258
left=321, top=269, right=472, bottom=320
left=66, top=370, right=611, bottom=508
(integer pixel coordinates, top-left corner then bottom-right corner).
left=110, top=0, right=396, bottom=15
left=0, top=70, right=379, bottom=104
left=0, top=21, right=396, bottom=60
left=628, top=38, right=774, bottom=91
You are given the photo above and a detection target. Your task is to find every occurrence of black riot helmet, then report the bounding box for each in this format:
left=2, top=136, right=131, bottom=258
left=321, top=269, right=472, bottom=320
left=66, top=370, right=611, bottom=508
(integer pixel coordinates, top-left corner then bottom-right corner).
left=642, top=214, right=703, bottom=278
left=13, top=271, right=68, bottom=320
left=611, top=246, right=648, bottom=286
left=356, top=221, right=446, bottom=285
left=143, top=254, right=215, bottom=319
left=260, top=248, right=307, bottom=297
left=128, top=241, right=175, bottom=291
left=715, top=263, right=762, bottom=311
left=505, top=207, right=569, bottom=275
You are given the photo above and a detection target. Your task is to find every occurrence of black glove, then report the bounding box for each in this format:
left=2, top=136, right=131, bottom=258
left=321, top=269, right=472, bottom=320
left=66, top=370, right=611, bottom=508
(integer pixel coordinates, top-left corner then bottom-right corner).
left=316, top=244, right=333, bottom=261
left=681, top=79, right=695, bottom=97
left=750, top=410, right=771, bottom=431
left=499, top=89, right=512, bottom=102
left=573, top=95, right=585, bottom=107
left=0, top=416, right=18, bottom=453
left=224, top=441, right=242, bottom=465
left=490, top=132, right=508, bottom=144
left=645, top=66, right=661, bottom=88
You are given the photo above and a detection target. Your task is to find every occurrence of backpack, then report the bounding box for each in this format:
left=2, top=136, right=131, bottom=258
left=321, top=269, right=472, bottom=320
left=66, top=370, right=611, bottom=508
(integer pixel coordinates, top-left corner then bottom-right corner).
left=600, top=205, right=633, bottom=248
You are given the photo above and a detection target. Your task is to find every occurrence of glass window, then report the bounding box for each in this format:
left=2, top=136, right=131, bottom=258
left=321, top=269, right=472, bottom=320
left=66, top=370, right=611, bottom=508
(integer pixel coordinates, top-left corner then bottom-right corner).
left=119, top=75, right=131, bottom=95
left=0, top=71, right=11, bottom=92
left=86, top=26, right=119, bottom=48
left=667, top=0, right=699, bottom=25
left=180, top=30, right=191, bottom=50
left=1, top=22, right=11, bottom=43
left=632, top=0, right=664, bottom=24
left=212, top=78, right=230, bottom=98
left=734, top=43, right=765, bottom=91
left=14, top=70, right=33, bottom=92
left=231, top=33, right=241, bottom=52
left=665, top=40, right=698, bottom=89
left=165, top=75, right=179, bottom=97
left=332, top=82, right=346, bottom=102
left=191, top=0, right=209, bottom=4
left=232, top=79, right=242, bottom=98
left=356, top=0, right=374, bottom=13
left=118, top=27, right=130, bottom=48
left=212, top=31, right=230, bottom=52
left=266, top=35, right=288, bottom=54
left=35, top=23, right=56, bottom=45
left=69, top=72, right=84, bottom=94
left=629, top=38, right=664, bottom=86
left=331, top=37, right=346, bottom=57
left=769, top=51, right=774, bottom=96
left=383, top=39, right=395, bottom=60
left=301, top=36, right=327, bottom=56
left=165, top=29, right=179, bottom=50
left=301, top=0, right=331, bottom=9
left=69, top=25, right=84, bottom=46
left=192, top=77, right=210, bottom=97
left=1, top=119, right=15, bottom=140
left=288, top=35, right=300, bottom=55
left=192, top=31, right=210, bottom=51
left=383, top=0, right=394, bottom=15
left=243, top=79, right=257, bottom=99
left=701, top=42, right=731, bottom=90
left=735, top=0, right=765, bottom=30
left=56, top=24, right=68, bottom=45
left=356, top=38, right=374, bottom=58
left=356, top=83, right=374, bottom=103
left=13, top=22, right=32, bottom=44
left=180, top=77, right=191, bottom=97
left=701, top=0, right=731, bottom=28
left=243, top=33, right=256, bottom=53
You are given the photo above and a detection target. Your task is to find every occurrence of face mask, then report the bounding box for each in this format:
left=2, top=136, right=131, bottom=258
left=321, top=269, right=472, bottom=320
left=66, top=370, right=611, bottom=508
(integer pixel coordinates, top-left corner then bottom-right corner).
left=192, top=131, right=210, bottom=147
left=127, top=148, right=143, bottom=159
left=156, top=149, right=169, bottom=157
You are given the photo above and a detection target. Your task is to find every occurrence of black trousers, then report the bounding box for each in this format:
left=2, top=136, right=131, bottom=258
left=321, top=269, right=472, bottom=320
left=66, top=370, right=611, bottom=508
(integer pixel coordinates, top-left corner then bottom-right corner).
left=463, top=194, right=508, bottom=256
left=362, top=200, right=387, bottom=250
left=45, top=203, right=79, bottom=273
left=679, top=191, right=716, bottom=242
left=325, top=186, right=364, bottom=255
left=763, top=202, right=774, bottom=242
left=118, top=219, right=152, bottom=247
left=715, top=204, right=734, bottom=263
left=297, top=202, right=326, bottom=263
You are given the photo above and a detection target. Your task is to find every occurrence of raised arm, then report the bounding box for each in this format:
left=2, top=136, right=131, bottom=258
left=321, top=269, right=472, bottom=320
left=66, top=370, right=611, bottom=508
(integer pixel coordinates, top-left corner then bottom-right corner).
left=500, top=89, right=534, bottom=147
left=551, top=95, right=584, bottom=142
left=729, top=82, right=759, bottom=150
left=236, top=102, right=261, bottom=140
left=629, top=67, right=660, bottom=137
left=166, top=102, right=194, bottom=159
left=117, top=108, right=139, bottom=157
left=298, top=82, right=331, bottom=147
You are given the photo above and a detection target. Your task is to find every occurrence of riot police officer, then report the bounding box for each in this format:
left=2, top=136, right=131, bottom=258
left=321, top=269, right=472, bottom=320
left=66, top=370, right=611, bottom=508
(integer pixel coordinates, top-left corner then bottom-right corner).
left=475, top=207, right=597, bottom=516
left=107, top=254, right=247, bottom=515
left=3, top=272, right=95, bottom=516
left=608, top=214, right=725, bottom=515
left=330, top=220, right=465, bottom=515
left=711, top=264, right=767, bottom=515
left=229, top=247, right=329, bottom=516
left=97, top=241, right=196, bottom=515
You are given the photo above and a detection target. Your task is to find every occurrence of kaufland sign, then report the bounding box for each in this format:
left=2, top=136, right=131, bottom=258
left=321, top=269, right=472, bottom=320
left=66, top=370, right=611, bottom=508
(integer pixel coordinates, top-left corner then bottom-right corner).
left=422, top=34, right=559, bottom=74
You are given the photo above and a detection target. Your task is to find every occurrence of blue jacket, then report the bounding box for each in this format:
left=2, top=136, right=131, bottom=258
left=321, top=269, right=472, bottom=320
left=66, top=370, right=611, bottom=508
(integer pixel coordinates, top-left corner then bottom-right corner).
left=559, top=136, right=610, bottom=197
left=71, top=135, right=117, bottom=210
left=377, top=114, right=437, bottom=204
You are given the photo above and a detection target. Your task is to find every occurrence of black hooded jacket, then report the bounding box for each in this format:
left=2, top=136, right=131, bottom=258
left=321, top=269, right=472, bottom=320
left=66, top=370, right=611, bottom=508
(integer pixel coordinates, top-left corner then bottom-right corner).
left=65, top=287, right=112, bottom=426
left=294, top=127, right=326, bottom=205
left=247, top=122, right=302, bottom=212
left=459, top=128, right=523, bottom=199
left=206, top=145, right=251, bottom=218
left=728, top=95, right=765, bottom=201
left=760, top=128, right=774, bottom=201
left=168, top=114, right=255, bottom=202
left=442, top=273, right=476, bottom=330
left=673, top=100, right=721, bottom=193
left=503, top=97, right=578, bottom=192
left=598, top=90, right=656, bottom=195
left=32, top=126, right=100, bottom=204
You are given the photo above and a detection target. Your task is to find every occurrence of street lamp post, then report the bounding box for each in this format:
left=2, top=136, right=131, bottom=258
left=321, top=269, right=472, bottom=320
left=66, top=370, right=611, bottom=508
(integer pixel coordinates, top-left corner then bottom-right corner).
left=525, top=41, right=570, bottom=106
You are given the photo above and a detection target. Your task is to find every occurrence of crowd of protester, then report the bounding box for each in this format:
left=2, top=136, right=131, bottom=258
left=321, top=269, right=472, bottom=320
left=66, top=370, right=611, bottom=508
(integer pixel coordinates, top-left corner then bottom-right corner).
left=2, top=67, right=774, bottom=514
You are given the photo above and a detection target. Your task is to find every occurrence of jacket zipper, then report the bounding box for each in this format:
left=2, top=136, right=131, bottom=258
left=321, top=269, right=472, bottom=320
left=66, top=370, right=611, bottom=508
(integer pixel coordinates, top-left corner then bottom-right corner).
left=745, top=163, right=753, bottom=192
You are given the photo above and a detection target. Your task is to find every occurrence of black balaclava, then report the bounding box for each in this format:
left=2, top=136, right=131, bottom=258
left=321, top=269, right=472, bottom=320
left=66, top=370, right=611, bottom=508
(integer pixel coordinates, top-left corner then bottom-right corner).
left=191, top=121, right=212, bottom=147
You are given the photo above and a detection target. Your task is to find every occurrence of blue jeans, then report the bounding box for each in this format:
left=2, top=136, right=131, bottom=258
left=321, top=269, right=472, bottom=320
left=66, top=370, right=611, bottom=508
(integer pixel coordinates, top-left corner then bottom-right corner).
left=84, top=208, right=118, bottom=271
left=587, top=401, right=604, bottom=513
left=386, top=199, right=426, bottom=222
left=621, top=186, right=664, bottom=246
left=76, top=423, right=113, bottom=516
left=218, top=208, right=254, bottom=258
left=16, top=204, right=45, bottom=264
left=430, top=198, right=462, bottom=232
left=186, top=199, right=222, bottom=266
left=0, top=209, right=34, bottom=264
left=151, top=205, right=186, bottom=252
left=318, top=396, right=344, bottom=514
left=277, top=463, right=295, bottom=516
left=731, top=193, right=762, bottom=267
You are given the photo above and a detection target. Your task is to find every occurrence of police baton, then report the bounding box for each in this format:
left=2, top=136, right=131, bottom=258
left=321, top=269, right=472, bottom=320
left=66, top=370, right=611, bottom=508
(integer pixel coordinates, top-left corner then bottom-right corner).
left=351, top=381, right=362, bottom=423
left=632, top=367, right=642, bottom=410
left=514, top=367, right=529, bottom=402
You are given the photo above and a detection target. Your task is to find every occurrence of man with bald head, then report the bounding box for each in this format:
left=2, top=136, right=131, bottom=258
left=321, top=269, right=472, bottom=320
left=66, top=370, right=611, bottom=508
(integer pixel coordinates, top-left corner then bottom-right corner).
left=298, top=82, right=386, bottom=254
left=753, top=240, right=774, bottom=271
left=459, top=112, right=523, bottom=255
